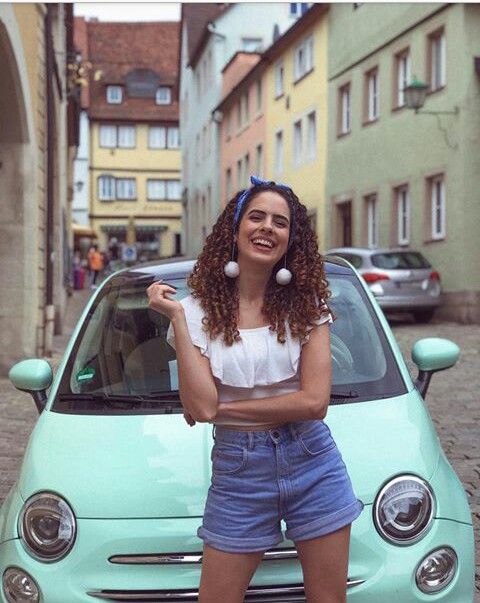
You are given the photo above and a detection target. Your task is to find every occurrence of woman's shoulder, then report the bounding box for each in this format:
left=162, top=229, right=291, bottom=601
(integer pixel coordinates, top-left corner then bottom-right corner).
left=179, top=294, right=205, bottom=322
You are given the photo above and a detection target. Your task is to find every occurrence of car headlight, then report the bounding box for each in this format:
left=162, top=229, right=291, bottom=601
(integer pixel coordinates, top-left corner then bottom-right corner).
left=374, top=475, right=435, bottom=545
left=18, top=492, right=76, bottom=562
left=415, top=547, right=458, bottom=593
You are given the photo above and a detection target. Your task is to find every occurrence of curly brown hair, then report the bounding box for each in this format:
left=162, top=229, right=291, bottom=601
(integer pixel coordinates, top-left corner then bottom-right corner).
left=187, top=183, right=334, bottom=346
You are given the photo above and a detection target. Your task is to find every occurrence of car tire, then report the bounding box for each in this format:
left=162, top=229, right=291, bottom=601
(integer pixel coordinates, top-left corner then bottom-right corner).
left=413, top=309, right=435, bottom=323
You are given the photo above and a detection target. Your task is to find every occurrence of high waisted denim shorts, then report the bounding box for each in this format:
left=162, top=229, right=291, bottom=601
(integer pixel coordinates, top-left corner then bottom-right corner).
left=197, top=420, right=364, bottom=553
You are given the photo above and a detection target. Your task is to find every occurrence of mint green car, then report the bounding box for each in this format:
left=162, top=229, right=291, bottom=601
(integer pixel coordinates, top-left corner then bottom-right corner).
left=0, top=258, right=475, bottom=602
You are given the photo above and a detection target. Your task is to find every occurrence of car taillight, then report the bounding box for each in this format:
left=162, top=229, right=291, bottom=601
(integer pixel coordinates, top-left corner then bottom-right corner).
left=429, top=271, right=440, bottom=281
left=362, top=272, right=390, bottom=283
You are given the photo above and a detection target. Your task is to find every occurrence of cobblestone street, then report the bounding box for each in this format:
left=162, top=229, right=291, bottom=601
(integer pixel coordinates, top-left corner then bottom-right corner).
left=0, top=291, right=478, bottom=597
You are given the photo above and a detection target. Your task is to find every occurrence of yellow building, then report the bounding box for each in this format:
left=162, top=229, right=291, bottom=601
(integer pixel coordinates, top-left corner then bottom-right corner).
left=76, top=19, right=182, bottom=260
left=264, top=5, right=329, bottom=248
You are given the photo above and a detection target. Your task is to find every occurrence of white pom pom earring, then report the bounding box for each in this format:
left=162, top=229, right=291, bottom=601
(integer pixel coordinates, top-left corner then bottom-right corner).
left=275, top=255, right=292, bottom=285
left=224, top=240, right=240, bottom=278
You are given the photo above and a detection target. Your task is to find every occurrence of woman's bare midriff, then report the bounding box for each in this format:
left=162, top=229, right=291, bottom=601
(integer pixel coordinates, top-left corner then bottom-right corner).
left=213, top=422, right=288, bottom=431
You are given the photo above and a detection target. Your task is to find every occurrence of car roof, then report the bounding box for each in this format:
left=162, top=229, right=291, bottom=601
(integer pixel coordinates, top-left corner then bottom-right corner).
left=326, top=246, right=419, bottom=255
left=110, top=255, right=355, bottom=284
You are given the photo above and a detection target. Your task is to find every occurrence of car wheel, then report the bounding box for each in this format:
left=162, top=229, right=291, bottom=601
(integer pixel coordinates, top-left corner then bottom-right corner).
left=413, top=309, right=435, bottom=323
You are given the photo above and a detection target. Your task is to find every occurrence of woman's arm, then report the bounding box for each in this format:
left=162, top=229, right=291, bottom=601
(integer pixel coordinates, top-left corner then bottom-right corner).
left=213, top=323, right=332, bottom=423
left=147, top=282, right=218, bottom=422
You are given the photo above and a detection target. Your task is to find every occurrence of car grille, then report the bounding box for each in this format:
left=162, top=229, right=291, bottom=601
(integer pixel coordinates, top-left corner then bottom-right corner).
left=87, top=580, right=365, bottom=602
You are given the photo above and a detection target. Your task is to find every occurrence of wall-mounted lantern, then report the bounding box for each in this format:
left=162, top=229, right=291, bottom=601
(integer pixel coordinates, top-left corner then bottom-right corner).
left=404, top=76, right=458, bottom=115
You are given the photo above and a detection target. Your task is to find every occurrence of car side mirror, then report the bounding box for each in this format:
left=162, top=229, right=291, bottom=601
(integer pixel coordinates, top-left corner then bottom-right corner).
left=9, top=359, right=53, bottom=413
left=411, top=338, right=460, bottom=398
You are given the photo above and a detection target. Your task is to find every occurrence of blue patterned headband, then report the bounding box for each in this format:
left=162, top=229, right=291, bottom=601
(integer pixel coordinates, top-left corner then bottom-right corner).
left=233, top=175, right=296, bottom=249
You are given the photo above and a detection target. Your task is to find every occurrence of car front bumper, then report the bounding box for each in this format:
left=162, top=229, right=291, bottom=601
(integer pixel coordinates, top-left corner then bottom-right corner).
left=0, top=509, right=475, bottom=602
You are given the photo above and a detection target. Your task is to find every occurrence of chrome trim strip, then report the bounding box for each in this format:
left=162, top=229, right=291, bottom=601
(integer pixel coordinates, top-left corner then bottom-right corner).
left=87, top=580, right=365, bottom=601
left=109, top=549, right=298, bottom=565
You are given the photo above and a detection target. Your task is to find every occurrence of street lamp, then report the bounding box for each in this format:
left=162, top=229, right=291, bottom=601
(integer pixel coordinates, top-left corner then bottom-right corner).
left=404, top=76, right=458, bottom=115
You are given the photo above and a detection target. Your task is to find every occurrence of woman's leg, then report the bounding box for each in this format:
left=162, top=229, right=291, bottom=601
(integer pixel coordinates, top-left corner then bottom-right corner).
left=295, top=523, right=351, bottom=603
left=198, top=544, right=264, bottom=603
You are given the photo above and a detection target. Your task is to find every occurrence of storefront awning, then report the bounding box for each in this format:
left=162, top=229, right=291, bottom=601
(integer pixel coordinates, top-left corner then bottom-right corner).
left=72, top=223, right=98, bottom=238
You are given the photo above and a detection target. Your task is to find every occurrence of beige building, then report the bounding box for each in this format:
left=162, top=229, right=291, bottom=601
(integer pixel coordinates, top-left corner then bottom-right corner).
left=0, top=3, right=79, bottom=374
left=75, top=19, right=182, bottom=260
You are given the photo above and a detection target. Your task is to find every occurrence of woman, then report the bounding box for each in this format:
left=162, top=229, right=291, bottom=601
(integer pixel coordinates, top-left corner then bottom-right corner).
left=147, top=177, right=364, bottom=603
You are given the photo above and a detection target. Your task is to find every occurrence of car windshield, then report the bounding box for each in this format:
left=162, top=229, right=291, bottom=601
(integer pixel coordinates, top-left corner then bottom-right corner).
left=52, top=270, right=406, bottom=414
left=371, top=251, right=431, bottom=270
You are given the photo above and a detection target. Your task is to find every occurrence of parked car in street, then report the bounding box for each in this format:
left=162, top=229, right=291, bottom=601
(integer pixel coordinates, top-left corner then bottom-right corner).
left=325, top=247, right=442, bottom=322
left=1, top=257, right=474, bottom=602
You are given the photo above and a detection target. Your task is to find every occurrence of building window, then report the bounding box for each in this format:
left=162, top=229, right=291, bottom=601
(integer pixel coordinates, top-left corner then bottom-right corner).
left=256, top=80, right=262, bottom=113
left=99, top=125, right=117, bottom=148
left=396, top=186, right=410, bottom=245
left=290, top=3, right=309, bottom=16
left=365, top=193, right=378, bottom=248
left=428, top=28, right=446, bottom=91
left=243, top=153, right=250, bottom=188
left=195, top=133, right=200, bottom=164
left=365, top=68, right=379, bottom=122
left=242, top=37, right=263, bottom=52
left=148, top=126, right=166, bottom=149
left=255, top=144, right=263, bottom=177
left=274, top=130, right=284, bottom=174
left=226, top=168, right=232, bottom=200
left=225, top=111, right=232, bottom=140
left=236, top=102, right=242, bottom=130
left=294, top=35, right=314, bottom=81
left=118, top=125, right=136, bottom=148
left=167, top=126, right=180, bottom=149
left=293, top=119, right=303, bottom=167
left=306, top=110, right=316, bottom=161
left=106, top=85, right=122, bottom=104
left=430, top=175, right=445, bottom=239
left=338, top=83, right=351, bottom=135
left=98, top=175, right=115, bottom=201
left=156, top=86, right=172, bottom=105
left=166, top=179, right=182, bottom=200
left=147, top=179, right=166, bottom=200
left=241, top=92, right=249, bottom=126
left=275, top=61, right=284, bottom=98
left=237, top=158, right=243, bottom=190
left=395, top=49, right=411, bottom=108
left=116, top=178, right=136, bottom=200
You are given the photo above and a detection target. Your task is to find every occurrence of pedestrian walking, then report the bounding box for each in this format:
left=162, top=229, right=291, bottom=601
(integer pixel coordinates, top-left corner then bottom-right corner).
left=147, top=176, right=364, bottom=603
left=88, top=244, right=104, bottom=289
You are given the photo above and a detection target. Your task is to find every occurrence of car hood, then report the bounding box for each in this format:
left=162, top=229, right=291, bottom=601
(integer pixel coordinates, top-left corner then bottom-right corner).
left=18, top=392, right=440, bottom=519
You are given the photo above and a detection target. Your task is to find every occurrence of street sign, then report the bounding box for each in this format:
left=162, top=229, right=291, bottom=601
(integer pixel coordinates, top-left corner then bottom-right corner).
left=122, top=245, right=137, bottom=263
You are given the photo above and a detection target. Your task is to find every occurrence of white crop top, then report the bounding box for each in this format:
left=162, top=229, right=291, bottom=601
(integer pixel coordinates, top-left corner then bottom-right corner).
left=166, top=295, right=333, bottom=428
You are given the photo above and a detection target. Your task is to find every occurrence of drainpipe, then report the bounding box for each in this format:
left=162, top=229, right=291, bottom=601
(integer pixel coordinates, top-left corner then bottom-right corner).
left=44, top=4, right=55, bottom=356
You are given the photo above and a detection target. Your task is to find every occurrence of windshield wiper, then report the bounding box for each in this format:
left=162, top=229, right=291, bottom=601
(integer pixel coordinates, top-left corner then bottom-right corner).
left=57, top=392, right=182, bottom=408
left=330, top=389, right=359, bottom=400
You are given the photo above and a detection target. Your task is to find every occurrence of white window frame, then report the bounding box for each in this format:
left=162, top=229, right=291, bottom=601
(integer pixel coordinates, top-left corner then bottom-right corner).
left=256, top=80, right=262, bottom=113
left=106, top=85, right=122, bottom=104
left=294, top=34, right=314, bottom=82
left=241, top=92, right=249, bottom=126
left=166, top=179, right=182, bottom=200
left=156, top=86, right=172, bottom=105
left=167, top=126, right=180, bottom=149
left=293, top=119, right=303, bottom=167
left=116, top=178, right=136, bottom=201
left=366, top=194, right=378, bottom=248
left=274, top=130, right=284, bottom=174
left=147, top=179, right=166, bottom=201
left=148, top=126, right=166, bottom=149
left=117, top=125, right=136, bottom=148
left=430, top=30, right=446, bottom=90
left=98, top=175, right=115, bottom=201
left=99, top=124, right=117, bottom=148
left=367, top=69, right=379, bottom=121
left=340, top=85, right=351, bottom=134
left=397, top=51, right=411, bottom=107
left=226, top=168, right=232, bottom=200
left=275, top=61, right=284, bottom=98
left=306, top=110, right=316, bottom=162
left=431, top=176, right=446, bottom=239
left=237, top=158, right=243, bottom=190
left=242, top=37, right=263, bottom=52
left=255, top=143, right=263, bottom=178
left=397, top=187, right=410, bottom=245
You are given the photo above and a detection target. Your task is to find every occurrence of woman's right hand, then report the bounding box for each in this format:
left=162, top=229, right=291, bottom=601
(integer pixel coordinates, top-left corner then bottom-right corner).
left=147, top=280, right=184, bottom=321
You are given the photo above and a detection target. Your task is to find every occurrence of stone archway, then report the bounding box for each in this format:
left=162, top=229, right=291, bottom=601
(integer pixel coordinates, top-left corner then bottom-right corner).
left=0, top=7, right=38, bottom=374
